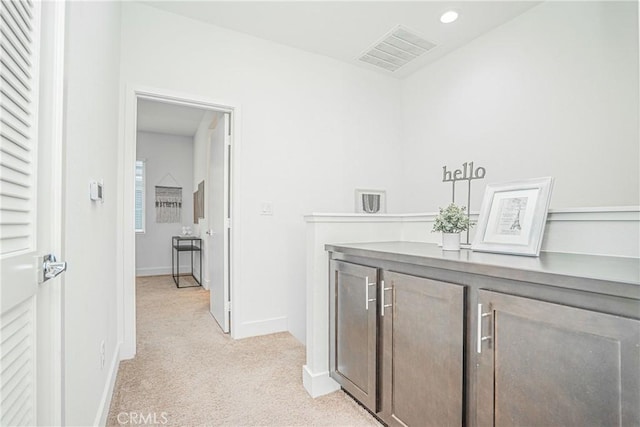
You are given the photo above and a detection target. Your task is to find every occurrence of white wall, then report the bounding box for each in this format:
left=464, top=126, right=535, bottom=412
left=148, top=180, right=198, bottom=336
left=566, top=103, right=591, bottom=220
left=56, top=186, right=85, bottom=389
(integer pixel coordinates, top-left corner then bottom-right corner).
left=63, top=1, right=121, bottom=425
left=120, top=3, right=403, bottom=342
left=135, top=131, right=194, bottom=276
left=400, top=1, right=639, bottom=212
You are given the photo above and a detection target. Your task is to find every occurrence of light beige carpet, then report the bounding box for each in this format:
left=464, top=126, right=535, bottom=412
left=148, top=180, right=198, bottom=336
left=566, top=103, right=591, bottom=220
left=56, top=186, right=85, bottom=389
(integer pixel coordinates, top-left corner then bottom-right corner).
left=107, top=275, right=381, bottom=427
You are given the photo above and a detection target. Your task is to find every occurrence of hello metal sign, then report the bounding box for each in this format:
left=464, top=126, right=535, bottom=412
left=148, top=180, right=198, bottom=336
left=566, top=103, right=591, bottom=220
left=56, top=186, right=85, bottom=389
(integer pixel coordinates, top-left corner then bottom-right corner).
left=442, top=161, right=487, bottom=244
left=442, top=161, right=486, bottom=202
left=442, top=161, right=486, bottom=183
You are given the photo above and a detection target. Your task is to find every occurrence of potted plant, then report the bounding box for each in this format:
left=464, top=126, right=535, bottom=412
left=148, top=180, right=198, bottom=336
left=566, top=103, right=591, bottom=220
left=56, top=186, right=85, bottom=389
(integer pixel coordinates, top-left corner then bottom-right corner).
left=432, top=203, right=473, bottom=251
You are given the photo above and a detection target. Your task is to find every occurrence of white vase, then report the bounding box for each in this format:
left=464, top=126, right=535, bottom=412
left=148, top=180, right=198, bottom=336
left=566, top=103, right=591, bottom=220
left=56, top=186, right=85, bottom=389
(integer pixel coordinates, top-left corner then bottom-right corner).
left=442, top=232, right=461, bottom=251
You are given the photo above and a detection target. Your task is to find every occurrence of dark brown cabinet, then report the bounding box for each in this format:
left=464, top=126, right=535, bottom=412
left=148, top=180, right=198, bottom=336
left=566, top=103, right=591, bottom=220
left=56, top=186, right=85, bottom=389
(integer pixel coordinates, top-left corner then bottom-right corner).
left=329, top=260, right=378, bottom=411
left=327, top=243, right=640, bottom=427
left=476, top=290, right=640, bottom=427
left=329, top=261, right=465, bottom=426
left=380, top=271, right=464, bottom=427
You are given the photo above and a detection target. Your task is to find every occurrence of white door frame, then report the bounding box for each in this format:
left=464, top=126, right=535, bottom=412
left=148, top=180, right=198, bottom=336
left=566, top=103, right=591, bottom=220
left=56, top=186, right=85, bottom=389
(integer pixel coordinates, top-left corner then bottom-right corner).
left=41, top=3, right=66, bottom=423
left=118, top=85, right=242, bottom=359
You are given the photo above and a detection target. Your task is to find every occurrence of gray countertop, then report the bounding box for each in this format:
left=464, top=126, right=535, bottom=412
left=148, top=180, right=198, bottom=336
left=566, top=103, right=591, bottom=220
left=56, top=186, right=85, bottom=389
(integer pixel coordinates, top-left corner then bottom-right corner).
left=326, top=241, right=640, bottom=299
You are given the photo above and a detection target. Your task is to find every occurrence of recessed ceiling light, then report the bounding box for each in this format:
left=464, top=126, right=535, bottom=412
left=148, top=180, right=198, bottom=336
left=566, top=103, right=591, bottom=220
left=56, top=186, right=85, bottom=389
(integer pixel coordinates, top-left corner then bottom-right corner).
left=440, top=10, right=459, bottom=24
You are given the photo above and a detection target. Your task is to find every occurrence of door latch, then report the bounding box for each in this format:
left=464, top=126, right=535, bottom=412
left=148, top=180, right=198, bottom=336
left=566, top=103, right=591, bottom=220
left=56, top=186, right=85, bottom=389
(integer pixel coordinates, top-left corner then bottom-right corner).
left=40, top=254, right=67, bottom=284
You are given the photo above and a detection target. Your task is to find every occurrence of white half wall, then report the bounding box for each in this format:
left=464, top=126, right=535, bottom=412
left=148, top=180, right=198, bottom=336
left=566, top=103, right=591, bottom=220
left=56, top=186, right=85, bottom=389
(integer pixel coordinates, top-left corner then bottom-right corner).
left=120, top=3, right=403, bottom=342
left=63, top=1, right=122, bottom=425
left=135, top=131, right=194, bottom=277
left=400, top=1, right=639, bottom=212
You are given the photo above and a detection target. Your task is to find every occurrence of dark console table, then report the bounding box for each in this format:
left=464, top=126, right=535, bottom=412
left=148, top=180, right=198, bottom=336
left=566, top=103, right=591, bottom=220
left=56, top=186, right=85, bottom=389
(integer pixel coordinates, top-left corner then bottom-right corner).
left=171, top=236, right=202, bottom=288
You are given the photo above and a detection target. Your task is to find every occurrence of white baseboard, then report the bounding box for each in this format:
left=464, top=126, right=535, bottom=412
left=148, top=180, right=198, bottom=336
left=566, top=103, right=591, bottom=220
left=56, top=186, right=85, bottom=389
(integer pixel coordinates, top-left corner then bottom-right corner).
left=135, top=266, right=189, bottom=276
left=93, top=342, right=121, bottom=427
left=302, top=365, right=340, bottom=398
left=233, top=316, right=288, bottom=339
left=135, top=267, right=170, bottom=276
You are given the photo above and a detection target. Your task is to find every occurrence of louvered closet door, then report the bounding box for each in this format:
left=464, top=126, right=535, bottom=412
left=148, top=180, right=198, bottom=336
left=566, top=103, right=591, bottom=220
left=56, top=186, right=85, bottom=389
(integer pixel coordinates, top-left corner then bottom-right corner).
left=1, top=1, right=60, bottom=425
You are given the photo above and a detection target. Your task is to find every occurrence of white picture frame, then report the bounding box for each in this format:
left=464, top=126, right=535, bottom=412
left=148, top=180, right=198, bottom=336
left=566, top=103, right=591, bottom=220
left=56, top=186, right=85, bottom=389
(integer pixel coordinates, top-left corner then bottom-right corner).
left=471, top=177, right=554, bottom=257
left=355, top=189, right=386, bottom=214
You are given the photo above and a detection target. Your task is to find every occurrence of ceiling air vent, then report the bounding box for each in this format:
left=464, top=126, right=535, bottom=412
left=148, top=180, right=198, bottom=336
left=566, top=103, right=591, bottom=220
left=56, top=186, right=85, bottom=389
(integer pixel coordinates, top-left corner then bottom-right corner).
left=359, top=26, right=436, bottom=72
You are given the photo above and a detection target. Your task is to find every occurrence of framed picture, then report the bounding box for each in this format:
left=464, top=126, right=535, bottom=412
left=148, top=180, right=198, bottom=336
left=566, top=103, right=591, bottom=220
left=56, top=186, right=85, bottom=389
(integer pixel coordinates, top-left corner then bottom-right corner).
left=355, top=189, right=386, bottom=214
left=193, top=192, right=198, bottom=223
left=193, top=180, right=205, bottom=223
left=471, top=177, right=554, bottom=256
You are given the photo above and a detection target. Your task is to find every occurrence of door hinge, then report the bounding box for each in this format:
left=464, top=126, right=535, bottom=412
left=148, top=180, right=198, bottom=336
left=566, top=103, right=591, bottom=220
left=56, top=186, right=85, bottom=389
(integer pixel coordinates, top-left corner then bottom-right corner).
left=225, top=218, right=231, bottom=228
left=224, top=301, right=232, bottom=312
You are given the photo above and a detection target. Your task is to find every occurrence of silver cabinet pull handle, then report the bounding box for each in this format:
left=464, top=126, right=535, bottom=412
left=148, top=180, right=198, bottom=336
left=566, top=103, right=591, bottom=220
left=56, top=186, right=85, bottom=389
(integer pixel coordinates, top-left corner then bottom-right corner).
left=477, top=303, right=492, bottom=353
left=381, top=280, right=392, bottom=316
left=365, top=276, right=376, bottom=310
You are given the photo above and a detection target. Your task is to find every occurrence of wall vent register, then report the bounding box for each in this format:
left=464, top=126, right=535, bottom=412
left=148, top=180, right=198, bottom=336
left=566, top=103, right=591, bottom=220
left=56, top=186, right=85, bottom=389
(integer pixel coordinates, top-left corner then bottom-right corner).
left=358, top=26, right=436, bottom=72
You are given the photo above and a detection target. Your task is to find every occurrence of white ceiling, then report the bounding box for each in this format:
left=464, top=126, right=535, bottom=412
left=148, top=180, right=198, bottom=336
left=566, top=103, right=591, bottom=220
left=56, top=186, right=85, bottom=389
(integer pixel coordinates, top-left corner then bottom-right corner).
left=137, top=99, right=207, bottom=137
left=143, top=1, right=541, bottom=78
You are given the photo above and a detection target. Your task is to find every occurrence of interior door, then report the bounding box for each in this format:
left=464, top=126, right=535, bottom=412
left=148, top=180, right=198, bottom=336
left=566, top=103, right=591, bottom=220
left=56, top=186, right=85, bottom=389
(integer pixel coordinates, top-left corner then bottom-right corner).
left=0, top=1, right=65, bottom=425
left=207, top=112, right=231, bottom=332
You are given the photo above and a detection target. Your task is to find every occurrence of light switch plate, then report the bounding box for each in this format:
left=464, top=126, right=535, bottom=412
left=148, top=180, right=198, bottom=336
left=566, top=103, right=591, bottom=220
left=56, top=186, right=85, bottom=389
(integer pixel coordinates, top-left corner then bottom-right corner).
left=260, top=202, right=273, bottom=215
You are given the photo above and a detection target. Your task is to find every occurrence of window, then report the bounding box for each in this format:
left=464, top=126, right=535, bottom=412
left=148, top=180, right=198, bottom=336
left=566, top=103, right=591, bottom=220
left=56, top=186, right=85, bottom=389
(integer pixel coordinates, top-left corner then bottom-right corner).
left=135, top=160, right=145, bottom=233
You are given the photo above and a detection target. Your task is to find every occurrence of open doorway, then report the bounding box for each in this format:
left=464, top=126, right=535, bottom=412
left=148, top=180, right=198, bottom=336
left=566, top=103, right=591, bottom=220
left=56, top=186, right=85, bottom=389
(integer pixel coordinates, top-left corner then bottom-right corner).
left=120, top=88, right=238, bottom=358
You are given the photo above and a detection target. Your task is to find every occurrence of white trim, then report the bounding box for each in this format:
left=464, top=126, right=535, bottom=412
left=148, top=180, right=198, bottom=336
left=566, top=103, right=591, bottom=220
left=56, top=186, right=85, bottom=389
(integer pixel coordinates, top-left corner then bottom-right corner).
left=52, top=0, right=66, bottom=423
left=135, top=267, right=178, bottom=277
left=548, top=206, right=640, bottom=213
left=306, top=212, right=425, bottom=219
left=118, top=84, right=137, bottom=360
left=118, top=84, right=242, bottom=359
left=304, top=214, right=416, bottom=223
left=93, top=342, right=121, bottom=427
left=302, top=365, right=340, bottom=398
left=547, top=207, right=639, bottom=222
left=42, top=1, right=66, bottom=425
left=135, top=86, right=236, bottom=113
left=305, top=206, right=640, bottom=223
left=234, top=317, right=288, bottom=339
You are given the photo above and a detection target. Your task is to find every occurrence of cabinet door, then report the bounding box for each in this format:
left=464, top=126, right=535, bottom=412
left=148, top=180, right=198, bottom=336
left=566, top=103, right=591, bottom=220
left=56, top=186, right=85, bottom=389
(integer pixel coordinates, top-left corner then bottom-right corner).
left=329, top=260, right=378, bottom=411
left=380, top=271, right=464, bottom=427
left=477, top=290, right=640, bottom=427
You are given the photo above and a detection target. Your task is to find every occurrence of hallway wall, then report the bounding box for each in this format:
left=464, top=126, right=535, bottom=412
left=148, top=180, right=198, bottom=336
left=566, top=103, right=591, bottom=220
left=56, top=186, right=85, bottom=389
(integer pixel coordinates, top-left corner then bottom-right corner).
left=63, top=1, right=122, bottom=425
left=120, top=2, right=403, bottom=342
